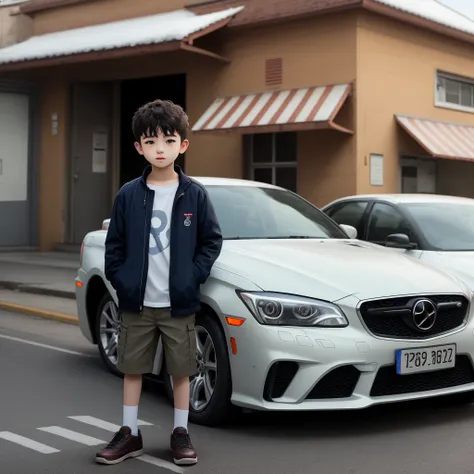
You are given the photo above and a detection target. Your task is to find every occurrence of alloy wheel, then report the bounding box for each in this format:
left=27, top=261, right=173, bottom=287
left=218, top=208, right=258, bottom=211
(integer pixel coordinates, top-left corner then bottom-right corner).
left=190, top=325, right=218, bottom=412
left=99, top=300, right=120, bottom=366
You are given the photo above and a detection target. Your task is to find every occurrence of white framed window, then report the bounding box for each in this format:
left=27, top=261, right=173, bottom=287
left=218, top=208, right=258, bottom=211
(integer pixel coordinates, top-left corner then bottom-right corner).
left=246, top=132, right=297, bottom=193
left=435, top=71, right=474, bottom=113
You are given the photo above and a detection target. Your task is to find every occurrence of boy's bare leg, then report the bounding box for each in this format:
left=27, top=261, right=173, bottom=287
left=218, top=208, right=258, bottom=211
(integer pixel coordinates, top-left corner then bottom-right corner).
left=172, top=376, right=190, bottom=430
left=123, top=374, right=142, bottom=436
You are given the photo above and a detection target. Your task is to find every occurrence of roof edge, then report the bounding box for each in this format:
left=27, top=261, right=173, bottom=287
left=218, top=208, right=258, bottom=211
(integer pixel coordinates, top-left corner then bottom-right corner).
left=18, top=0, right=97, bottom=15
left=362, top=0, right=474, bottom=46
left=188, top=0, right=474, bottom=46
left=16, top=0, right=474, bottom=47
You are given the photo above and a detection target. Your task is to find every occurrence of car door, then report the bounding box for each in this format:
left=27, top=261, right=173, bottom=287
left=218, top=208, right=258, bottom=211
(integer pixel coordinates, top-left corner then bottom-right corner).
left=324, top=200, right=371, bottom=239
left=366, top=202, right=422, bottom=257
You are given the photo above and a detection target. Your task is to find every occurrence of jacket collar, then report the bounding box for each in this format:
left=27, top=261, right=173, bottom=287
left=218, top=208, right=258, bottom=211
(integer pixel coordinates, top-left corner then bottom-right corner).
left=140, top=164, right=191, bottom=188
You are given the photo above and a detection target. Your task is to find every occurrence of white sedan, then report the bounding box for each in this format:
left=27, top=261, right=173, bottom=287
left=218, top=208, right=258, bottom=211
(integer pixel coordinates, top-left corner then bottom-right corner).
left=76, top=180, right=474, bottom=427
left=322, top=193, right=474, bottom=289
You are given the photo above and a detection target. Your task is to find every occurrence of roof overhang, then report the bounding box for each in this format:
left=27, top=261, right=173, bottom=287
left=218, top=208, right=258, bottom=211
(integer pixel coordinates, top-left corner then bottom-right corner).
left=188, top=0, right=474, bottom=47
left=192, top=83, right=353, bottom=135
left=395, top=114, right=474, bottom=162
left=0, top=6, right=243, bottom=71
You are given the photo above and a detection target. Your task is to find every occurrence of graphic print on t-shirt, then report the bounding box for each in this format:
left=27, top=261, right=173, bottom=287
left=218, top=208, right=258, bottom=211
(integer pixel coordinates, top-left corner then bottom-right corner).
left=149, top=210, right=171, bottom=255
left=144, top=182, right=178, bottom=308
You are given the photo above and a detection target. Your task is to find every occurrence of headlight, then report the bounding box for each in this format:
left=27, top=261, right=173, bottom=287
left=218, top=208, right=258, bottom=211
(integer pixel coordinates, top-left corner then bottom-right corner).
left=237, top=291, right=348, bottom=327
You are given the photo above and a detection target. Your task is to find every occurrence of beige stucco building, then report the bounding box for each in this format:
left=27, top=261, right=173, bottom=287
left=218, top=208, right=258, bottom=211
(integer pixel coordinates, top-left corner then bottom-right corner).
left=0, top=0, right=474, bottom=251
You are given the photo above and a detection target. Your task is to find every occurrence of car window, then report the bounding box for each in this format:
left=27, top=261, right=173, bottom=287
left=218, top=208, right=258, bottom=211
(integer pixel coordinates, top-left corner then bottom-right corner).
left=367, top=203, right=413, bottom=244
left=205, top=185, right=348, bottom=240
left=326, top=201, right=369, bottom=230
left=404, top=202, right=474, bottom=251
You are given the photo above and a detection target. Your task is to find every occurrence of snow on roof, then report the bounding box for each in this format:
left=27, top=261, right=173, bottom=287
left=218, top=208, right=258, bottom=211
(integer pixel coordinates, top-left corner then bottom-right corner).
left=374, top=0, right=474, bottom=37
left=0, top=0, right=27, bottom=6
left=0, top=6, right=243, bottom=64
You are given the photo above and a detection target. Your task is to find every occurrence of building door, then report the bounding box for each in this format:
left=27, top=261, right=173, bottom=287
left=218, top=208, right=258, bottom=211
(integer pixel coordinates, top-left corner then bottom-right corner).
left=0, top=92, right=32, bottom=247
left=400, top=157, right=436, bottom=193
left=69, top=83, right=113, bottom=244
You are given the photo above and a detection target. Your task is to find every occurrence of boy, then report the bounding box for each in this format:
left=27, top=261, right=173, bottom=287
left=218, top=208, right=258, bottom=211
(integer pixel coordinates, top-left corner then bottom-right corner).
left=97, top=99, right=222, bottom=466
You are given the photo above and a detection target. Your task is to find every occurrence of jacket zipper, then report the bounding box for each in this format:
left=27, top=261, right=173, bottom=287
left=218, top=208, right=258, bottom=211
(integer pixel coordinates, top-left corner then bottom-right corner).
left=169, top=190, right=185, bottom=314
left=139, top=191, right=149, bottom=313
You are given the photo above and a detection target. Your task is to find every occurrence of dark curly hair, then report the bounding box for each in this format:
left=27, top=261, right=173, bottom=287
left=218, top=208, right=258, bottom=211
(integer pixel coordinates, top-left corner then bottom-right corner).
left=131, top=99, right=189, bottom=143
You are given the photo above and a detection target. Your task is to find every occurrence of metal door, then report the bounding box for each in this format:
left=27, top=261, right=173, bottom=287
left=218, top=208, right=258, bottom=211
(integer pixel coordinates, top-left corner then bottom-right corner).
left=0, top=92, right=31, bottom=246
left=69, top=83, right=113, bottom=244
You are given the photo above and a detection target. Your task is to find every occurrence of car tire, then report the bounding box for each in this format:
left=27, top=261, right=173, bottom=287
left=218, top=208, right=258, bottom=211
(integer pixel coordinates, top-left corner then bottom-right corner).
left=95, top=292, right=123, bottom=378
left=163, top=311, right=237, bottom=427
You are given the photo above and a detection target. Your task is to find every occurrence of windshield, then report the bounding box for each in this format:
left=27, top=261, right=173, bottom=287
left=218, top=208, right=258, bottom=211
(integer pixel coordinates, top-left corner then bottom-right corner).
left=205, top=185, right=348, bottom=240
left=404, top=202, right=474, bottom=251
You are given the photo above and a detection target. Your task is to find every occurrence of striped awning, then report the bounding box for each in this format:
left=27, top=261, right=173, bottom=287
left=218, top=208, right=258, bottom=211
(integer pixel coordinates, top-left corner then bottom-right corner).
left=396, top=115, right=474, bottom=161
left=192, top=83, right=353, bottom=134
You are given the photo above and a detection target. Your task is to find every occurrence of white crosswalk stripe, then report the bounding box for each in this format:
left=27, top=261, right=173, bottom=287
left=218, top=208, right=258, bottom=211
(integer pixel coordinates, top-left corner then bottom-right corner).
left=139, top=454, right=184, bottom=473
left=0, top=431, right=60, bottom=454
left=0, top=415, right=181, bottom=472
left=37, top=426, right=106, bottom=446
left=68, top=415, right=153, bottom=432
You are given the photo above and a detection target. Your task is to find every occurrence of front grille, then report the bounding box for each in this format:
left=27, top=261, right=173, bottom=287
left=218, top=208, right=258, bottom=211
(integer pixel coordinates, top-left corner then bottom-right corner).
left=263, top=361, right=299, bottom=400
left=306, top=365, right=360, bottom=399
left=359, top=294, right=469, bottom=339
left=370, top=355, right=474, bottom=397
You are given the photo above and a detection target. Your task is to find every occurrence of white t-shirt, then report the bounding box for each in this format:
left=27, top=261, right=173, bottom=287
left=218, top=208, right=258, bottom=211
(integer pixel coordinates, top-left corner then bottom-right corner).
left=143, top=181, right=179, bottom=308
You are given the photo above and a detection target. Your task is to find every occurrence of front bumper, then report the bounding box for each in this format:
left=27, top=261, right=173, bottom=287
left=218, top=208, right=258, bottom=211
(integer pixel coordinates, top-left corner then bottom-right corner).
left=227, top=294, right=474, bottom=411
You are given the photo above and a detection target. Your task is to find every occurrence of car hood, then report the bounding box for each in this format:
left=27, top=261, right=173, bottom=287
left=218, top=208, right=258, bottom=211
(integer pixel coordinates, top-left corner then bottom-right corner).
left=215, top=239, right=466, bottom=302
left=421, top=251, right=474, bottom=290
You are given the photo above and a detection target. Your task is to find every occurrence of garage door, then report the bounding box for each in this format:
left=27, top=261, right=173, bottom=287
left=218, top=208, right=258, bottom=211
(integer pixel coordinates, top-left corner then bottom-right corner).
left=0, top=92, right=32, bottom=247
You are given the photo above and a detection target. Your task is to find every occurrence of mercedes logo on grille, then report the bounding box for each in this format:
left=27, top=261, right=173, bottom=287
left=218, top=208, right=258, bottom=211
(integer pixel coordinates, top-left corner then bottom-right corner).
left=412, top=299, right=437, bottom=331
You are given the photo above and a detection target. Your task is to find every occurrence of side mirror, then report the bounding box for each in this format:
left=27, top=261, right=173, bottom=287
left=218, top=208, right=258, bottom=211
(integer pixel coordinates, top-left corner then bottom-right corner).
left=386, top=233, right=417, bottom=250
left=340, top=224, right=358, bottom=239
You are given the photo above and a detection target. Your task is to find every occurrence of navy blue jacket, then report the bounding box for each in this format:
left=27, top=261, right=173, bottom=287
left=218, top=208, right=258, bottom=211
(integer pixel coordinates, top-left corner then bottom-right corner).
left=104, top=165, right=223, bottom=317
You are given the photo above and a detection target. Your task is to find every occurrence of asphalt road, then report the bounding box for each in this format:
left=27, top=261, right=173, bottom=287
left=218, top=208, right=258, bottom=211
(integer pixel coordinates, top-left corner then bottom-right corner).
left=2, top=308, right=474, bottom=474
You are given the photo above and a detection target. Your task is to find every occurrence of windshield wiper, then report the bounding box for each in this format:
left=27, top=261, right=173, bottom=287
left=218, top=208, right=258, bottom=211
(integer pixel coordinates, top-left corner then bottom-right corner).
left=224, top=236, right=321, bottom=240
left=266, top=236, right=317, bottom=239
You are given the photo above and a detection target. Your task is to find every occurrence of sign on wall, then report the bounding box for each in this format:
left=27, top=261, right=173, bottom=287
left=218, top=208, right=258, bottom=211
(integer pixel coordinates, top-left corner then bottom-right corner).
left=0, top=92, right=29, bottom=202
left=370, top=153, right=384, bottom=186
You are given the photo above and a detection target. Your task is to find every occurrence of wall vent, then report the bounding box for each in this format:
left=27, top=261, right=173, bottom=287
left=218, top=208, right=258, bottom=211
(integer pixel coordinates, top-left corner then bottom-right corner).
left=265, top=57, right=282, bottom=86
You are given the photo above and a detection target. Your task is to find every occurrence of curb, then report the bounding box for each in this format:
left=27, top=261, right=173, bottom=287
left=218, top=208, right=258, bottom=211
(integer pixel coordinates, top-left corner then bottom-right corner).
left=0, top=301, right=78, bottom=326
left=0, top=282, right=75, bottom=300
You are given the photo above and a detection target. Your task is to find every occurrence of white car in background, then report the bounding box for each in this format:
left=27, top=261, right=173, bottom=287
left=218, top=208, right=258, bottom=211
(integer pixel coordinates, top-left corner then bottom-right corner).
left=76, top=180, right=474, bottom=427
left=322, top=194, right=474, bottom=290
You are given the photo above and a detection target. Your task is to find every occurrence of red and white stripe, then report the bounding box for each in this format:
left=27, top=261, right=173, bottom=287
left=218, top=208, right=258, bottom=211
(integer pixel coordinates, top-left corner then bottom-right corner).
left=396, top=115, right=474, bottom=161
left=192, top=83, right=351, bottom=132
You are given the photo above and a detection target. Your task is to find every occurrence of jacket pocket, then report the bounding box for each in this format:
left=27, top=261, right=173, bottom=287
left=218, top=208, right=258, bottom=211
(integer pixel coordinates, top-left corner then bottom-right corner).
left=111, top=262, right=134, bottom=300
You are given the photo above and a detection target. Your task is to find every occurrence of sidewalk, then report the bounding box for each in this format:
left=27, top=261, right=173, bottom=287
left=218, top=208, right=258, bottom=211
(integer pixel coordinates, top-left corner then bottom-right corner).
left=0, top=251, right=80, bottom=324
left=0, top=252, right=78, bottom=299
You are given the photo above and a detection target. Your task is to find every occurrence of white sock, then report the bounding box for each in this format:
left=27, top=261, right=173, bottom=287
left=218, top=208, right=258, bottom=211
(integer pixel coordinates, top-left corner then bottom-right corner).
left=173, top=408, right=189, bottom=431
left=123, top=405, right=139, bottom=436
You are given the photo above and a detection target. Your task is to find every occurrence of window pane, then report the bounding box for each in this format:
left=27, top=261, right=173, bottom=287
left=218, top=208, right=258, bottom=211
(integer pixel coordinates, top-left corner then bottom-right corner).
left=328, top=201, right=368, bottom=229
left=461, top=83, right=473, bottom=108
left=406, top=202, right=474, bottom=251
left=275, top=132, right=297, bottom=162
left=252, top=133, right=273, bottom=163
left=367, top=203, right=413, bottom=244
left=401, top=166, right=417, bottom=193
left=253, top=167, right=272, bottom=185
left=446, top=79, right=460, bottom=104
left=275, top=166, right=297, bottom=192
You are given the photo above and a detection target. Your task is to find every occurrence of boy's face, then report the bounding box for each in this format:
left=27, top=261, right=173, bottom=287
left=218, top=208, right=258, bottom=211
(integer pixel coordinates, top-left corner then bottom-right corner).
left=134, top=128, right=189, bottom=169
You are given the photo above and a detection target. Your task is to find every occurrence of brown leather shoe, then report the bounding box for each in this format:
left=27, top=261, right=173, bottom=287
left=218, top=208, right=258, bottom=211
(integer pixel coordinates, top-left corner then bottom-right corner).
left=170, top=427, right=198, bottom=465
left=95, top=426, right=143, bottom=465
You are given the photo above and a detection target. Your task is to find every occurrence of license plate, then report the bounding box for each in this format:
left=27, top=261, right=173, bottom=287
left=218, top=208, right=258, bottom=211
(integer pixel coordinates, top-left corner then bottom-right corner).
left=395, top=343, right=456, bottom=375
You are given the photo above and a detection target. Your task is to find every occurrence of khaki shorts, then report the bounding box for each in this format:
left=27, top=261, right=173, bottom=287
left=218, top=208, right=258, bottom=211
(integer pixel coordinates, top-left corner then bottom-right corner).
left=116, top=307, right=197, bottom=378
